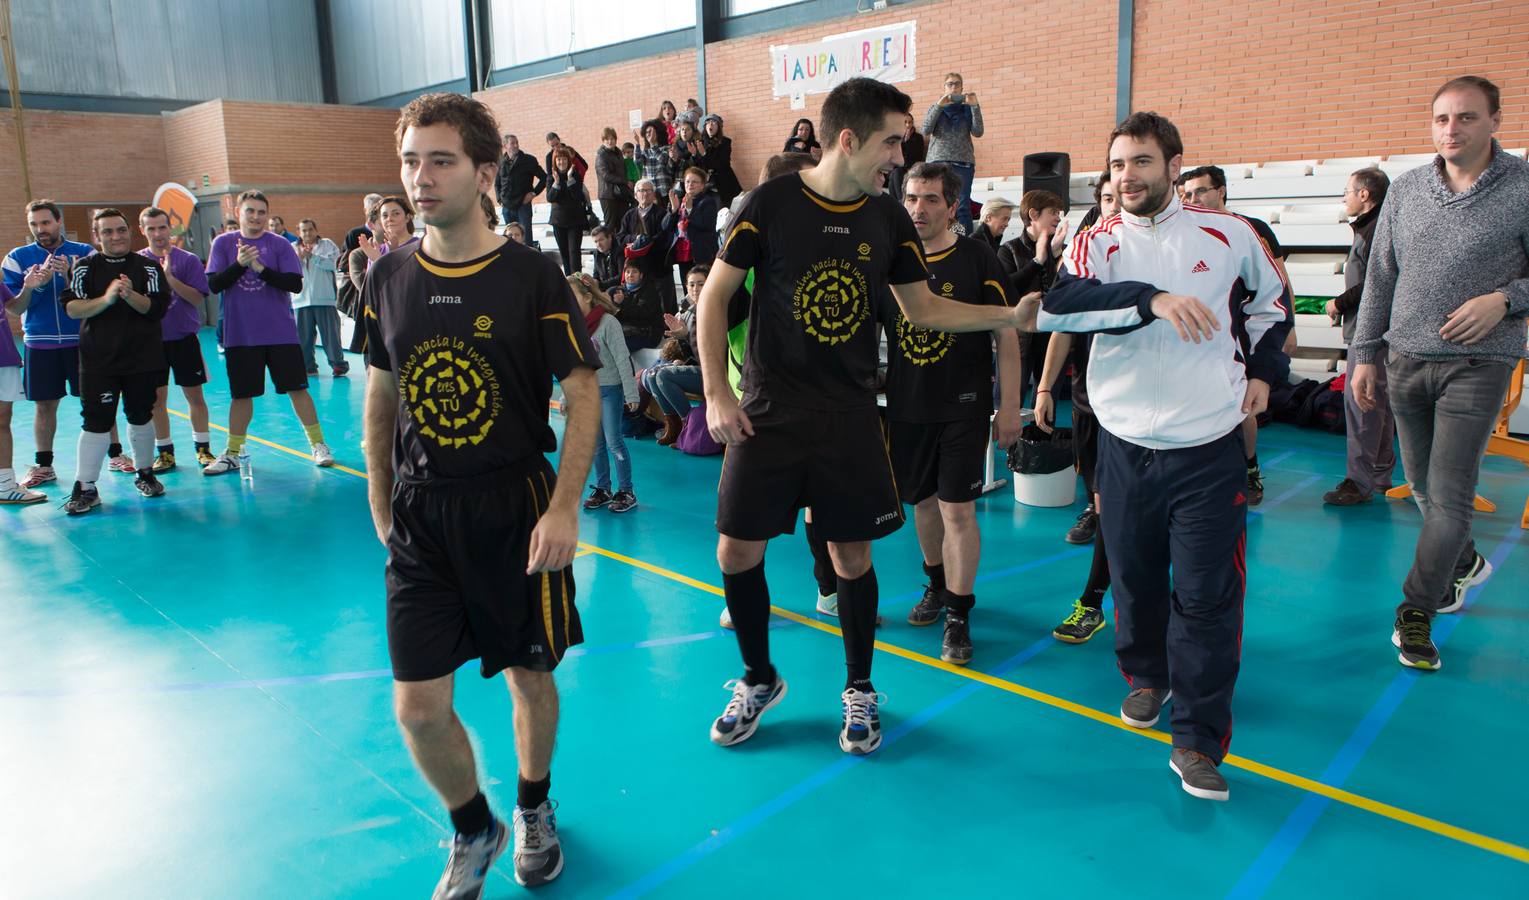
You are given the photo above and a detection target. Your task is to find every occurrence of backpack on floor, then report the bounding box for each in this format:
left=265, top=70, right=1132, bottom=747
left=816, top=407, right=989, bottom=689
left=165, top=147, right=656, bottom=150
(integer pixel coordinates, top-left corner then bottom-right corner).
left=676, top=403, right=723, bottom=456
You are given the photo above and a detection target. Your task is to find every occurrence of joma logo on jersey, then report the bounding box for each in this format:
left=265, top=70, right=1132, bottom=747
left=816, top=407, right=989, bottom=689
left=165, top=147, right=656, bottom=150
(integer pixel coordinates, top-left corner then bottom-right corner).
left=428, top=295, right=462, bottom=304
left=823, top=225, right=850, bottom=235
left=472, top=315, right=493, bottom=338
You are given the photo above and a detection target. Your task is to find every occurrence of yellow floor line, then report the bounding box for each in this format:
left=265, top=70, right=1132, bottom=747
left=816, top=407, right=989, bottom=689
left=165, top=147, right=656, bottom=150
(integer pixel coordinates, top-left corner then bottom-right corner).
left=172, top=411, right=1529, bottom=866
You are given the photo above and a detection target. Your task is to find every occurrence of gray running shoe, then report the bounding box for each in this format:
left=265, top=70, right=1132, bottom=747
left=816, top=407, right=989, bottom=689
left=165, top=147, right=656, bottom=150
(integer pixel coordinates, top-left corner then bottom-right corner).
left=1120, top=687, right=1171, bottom=728
left=63, top=482, right=100, bottom=516
left=1170, top=747, right=1229, bottom=801
left=1437, top=551, right=1492, bottom=614
left=431, top=818, right=508, bottom=900
left=512, top=801, right=564, bottom=887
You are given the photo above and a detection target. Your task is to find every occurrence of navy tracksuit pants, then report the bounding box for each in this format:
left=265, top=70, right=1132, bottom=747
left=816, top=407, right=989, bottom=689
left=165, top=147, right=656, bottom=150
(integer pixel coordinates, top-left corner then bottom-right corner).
left=1097, top=426, right=1247, bottom=762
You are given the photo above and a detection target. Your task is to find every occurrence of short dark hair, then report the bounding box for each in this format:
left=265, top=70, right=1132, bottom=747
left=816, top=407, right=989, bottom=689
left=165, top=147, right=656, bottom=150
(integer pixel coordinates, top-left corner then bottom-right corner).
left=903, top=161, right=960, bottom=207
left=760, top=151, right=816, bottom=183
left=236, top=189, right=268, bottom=209
left=1350, top=167, right=1390, bottom=207
left=623, top=258, right=643, bottom=274
left=545, top=131, right=560, bottom=143
left=1432, top=75, right=1500, bottom=115
left=1179, top=165, right=1227, bottom=191
left=91, top=207, right=128, bottom=228
left=591, top=224, right=612, bottom=239
left=298, top=217, right=317, bottom=230
left=820, top=77, right=911, bottom=151
left=1108, top=111, right=1184, bottom=164
left=25, top=199, right=61, bottom=221
left=687, top=263, right=711, bottom=281
left=395, top=92, right=502, bottom=169
left=1092, top=174, right=1108, bottom=205
left=1020, top=190, right=1066, bottom=223
left=139, top=206, right=171, bottom=226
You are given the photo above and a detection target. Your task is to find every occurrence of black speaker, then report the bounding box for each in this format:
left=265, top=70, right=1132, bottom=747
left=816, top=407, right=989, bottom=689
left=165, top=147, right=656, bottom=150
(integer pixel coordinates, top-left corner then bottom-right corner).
left=1023, top=152, right=1072, bottom=211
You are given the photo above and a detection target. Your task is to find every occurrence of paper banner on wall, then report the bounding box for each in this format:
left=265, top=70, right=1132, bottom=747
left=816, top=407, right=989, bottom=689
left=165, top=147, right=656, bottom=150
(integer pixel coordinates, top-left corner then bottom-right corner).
left=152, top=182, right=198, bottom=242
left=770, top=20, right=916, bottom=99
left=629, top=108, right=643, bottom=130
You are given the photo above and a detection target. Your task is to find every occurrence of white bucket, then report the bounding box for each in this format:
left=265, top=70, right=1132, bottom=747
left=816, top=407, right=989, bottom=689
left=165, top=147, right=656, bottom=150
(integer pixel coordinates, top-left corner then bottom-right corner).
left=1013, top=467, right=1077, bottom=508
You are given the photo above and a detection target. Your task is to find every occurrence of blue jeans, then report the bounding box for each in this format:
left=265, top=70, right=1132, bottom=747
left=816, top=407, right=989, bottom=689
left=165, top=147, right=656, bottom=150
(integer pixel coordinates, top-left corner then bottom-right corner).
left=650, top=364, right=702, bottom=415
left=505, top=204, right=534, bottom=238
left=591, top=384, right=632, bottom=492
left=940, top=161, right=976, bottom=234
left=296, top=306, right=345, bottom=371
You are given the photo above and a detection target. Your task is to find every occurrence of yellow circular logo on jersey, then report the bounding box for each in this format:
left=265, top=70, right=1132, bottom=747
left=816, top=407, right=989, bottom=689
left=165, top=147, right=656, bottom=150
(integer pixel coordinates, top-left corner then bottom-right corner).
left=472, top=315, right=493, bottom=334
left=399, top=341, right=501, bottom=449
left=941, top=282, right=954, bottom=295
left=793, top=259, right=870, bottom=345
left=895, top=314, right=953, bottom=366
left=857, top=242, right=872, bottom=256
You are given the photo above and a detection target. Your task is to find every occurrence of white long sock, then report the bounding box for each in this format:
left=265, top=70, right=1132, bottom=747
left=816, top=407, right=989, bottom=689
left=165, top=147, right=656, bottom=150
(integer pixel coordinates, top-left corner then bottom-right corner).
left=128, top=422, right=156, bottom=473
left=0, top=467, right=15, bottom=491
left=75, top=430, right=112, bottom=486
left=192, top=431, right=210, bottom=444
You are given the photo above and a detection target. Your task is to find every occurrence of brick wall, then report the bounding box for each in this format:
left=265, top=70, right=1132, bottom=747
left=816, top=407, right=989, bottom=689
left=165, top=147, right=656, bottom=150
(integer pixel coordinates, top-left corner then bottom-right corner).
left=1131, top=0, right=1529, bottom=163
left=0, top=110, right=169, bottom=251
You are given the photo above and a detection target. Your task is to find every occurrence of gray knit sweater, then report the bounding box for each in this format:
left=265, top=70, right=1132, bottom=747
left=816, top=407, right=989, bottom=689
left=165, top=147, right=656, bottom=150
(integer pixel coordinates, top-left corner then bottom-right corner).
left=1351, top=143, right=1529, bottom=365
left=922, top=101, right=984, bottom=165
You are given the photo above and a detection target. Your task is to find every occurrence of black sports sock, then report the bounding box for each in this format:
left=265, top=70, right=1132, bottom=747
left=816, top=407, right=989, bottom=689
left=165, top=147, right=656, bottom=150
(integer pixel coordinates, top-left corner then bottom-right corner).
left=804, top=519, right=835, bottom=596
left=943, top=589, right=975, bottom=614
left=108, top=442, right=123, bottom=459
left=160, top=442, right=175, bottom=455
left=722, top=562, right=775, bottom=686
left=922, top=561, right=946, bottom=594
left=838, top=567, right=879, bottom=692
left=194, top=440, right=210, bottom=451
left=449, top=791, right=493, bottom=836
left=36, top=450, right=53, bottom=467
left=1081, top=529, right=1111, bottom=609
left=1246, top=453, right=1259, bottom=470
left=517, top=773, right=551, bottom=811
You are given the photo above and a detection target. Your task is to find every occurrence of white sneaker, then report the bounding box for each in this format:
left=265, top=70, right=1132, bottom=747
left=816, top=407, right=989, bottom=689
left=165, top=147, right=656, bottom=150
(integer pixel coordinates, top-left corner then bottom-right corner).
left=19, top=465, right=56, bottom=489
left=202, top=452, right=240, bottom=476
left=839, top=688, right=885, bottom=755
left=816, top=592, right=838, bottom=616
left=431, top=818, right=509, bottom=900
left=107, top=455, right=137, bottom=474
left=0, top=485, right=46, bottom=504
left=719, top=606, right=734, bottom=629
left=312, top=442, right=335, bottom=467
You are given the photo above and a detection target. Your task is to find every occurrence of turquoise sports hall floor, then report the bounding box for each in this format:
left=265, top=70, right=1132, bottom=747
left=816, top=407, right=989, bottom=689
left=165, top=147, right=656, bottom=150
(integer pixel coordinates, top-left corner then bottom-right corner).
left=2, top=331, right=1526, bottom=899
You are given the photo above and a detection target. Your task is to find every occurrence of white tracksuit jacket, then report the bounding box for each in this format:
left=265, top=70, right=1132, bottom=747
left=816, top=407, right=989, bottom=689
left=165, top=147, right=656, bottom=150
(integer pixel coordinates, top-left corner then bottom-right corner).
left=1038, top=196, right=1292, bottom=450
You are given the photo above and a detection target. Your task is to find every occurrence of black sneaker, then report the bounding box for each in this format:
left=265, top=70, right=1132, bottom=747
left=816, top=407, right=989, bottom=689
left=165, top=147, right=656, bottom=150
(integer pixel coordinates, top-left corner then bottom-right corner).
left=1066, top=504, right=1098, bottom=544
left=1246, top=465, right=1264, bottom=507
left=608, top=490, right=637, bottom=513
left=63, top=482, right=100, bottom=516
left=134, top=472, right=166, bottom=498
left=582, top=486, right=612, bottom=510
left=1392, top=609, right=1440, bottom=670
left=1438, top=551, right=1492, bottom=614
left=1052, top=600, right=1107, bottom=644
left=332, top=361, right=350, bottom=377
left=941, top=611, right=972, bottom=665
left=907, top=584, right=943, bottom=626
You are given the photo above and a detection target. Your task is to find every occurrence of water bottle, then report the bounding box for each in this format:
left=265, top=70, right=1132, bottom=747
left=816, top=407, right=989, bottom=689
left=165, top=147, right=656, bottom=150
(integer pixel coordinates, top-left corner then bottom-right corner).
left=238, top=451, right=253, bottom=483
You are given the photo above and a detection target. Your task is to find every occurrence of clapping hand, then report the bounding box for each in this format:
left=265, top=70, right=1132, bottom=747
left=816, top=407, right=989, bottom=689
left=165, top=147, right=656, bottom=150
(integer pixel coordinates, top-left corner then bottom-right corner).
left=22, top=262, right=51, bottom=290
left=358, top=233, right=381, bottom=262
left=236, top=240, right=262, bottom=270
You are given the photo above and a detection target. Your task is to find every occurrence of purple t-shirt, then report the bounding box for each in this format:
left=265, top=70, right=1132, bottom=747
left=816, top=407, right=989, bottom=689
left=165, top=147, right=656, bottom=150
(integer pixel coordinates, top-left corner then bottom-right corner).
left=0, top=282, right=19, bottom=368
left=208, top=231, right=302, bottom=347
left=140, top=245, right=210, bottom=341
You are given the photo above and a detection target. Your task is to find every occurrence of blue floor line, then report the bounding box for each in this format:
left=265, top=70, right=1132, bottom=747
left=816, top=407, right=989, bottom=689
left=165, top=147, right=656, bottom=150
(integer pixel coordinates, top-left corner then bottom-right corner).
left=1226, top=525, right=1526, bottom=899
left=609, top=636, right=1058, bottom=900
